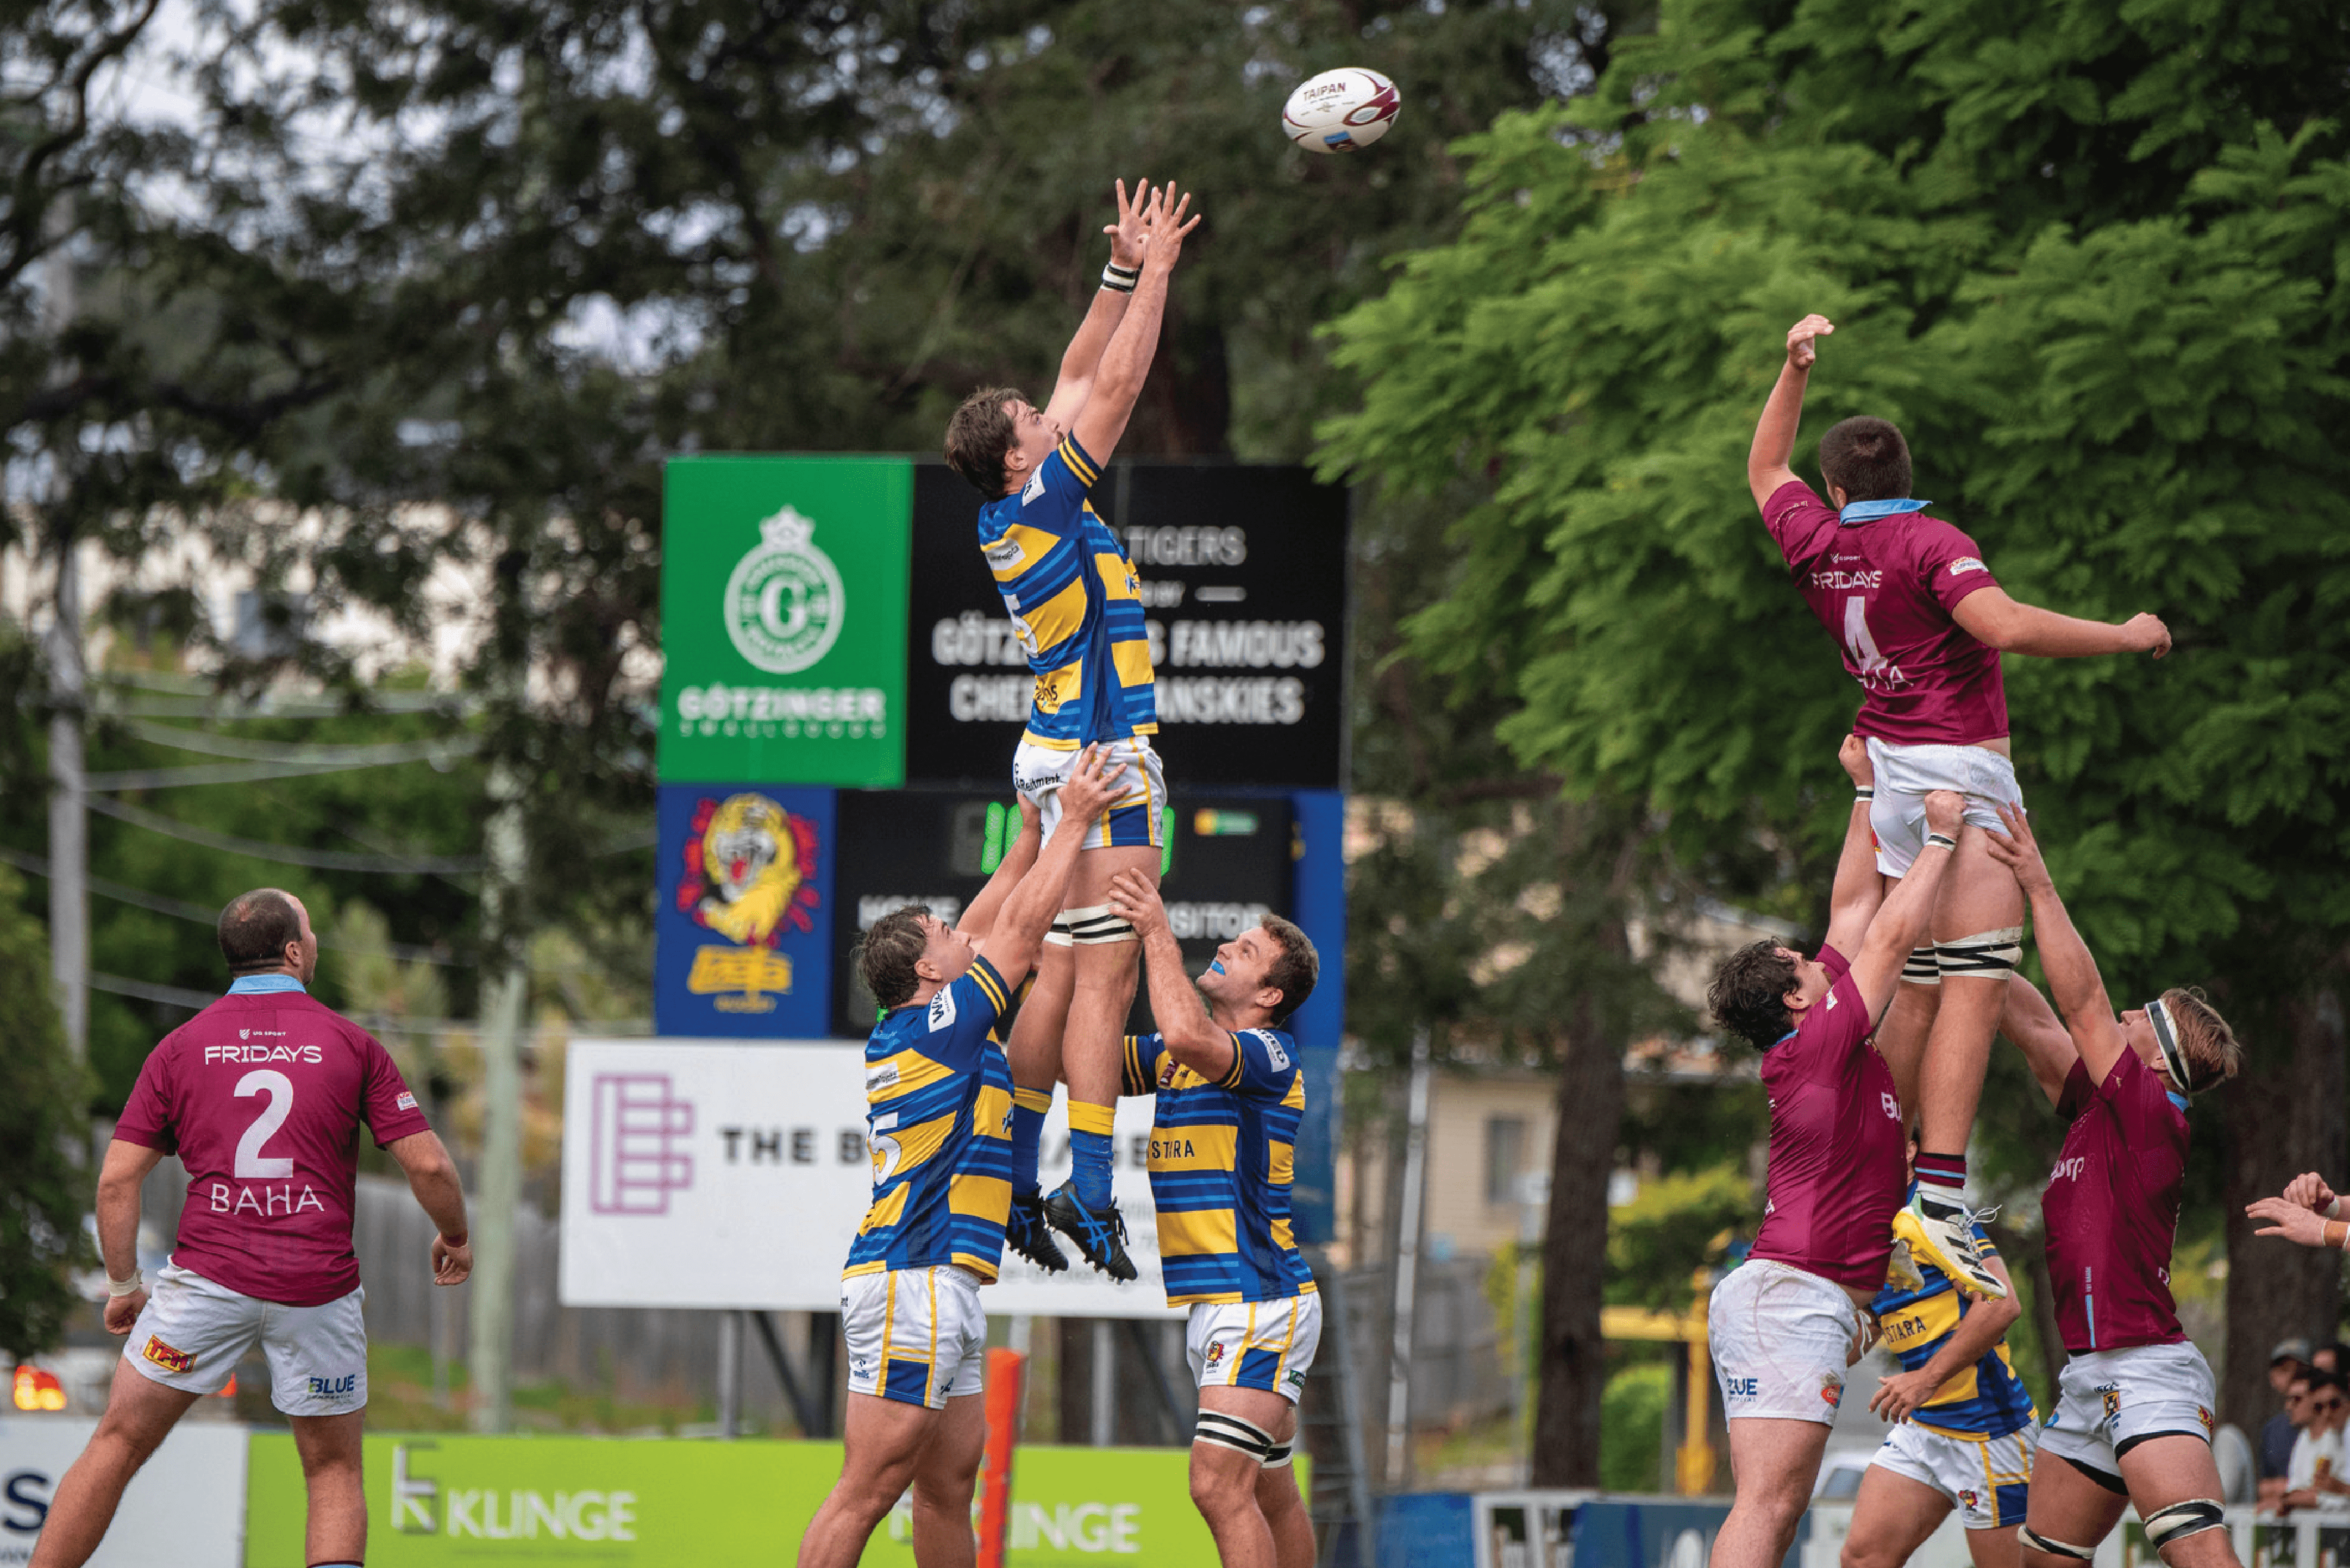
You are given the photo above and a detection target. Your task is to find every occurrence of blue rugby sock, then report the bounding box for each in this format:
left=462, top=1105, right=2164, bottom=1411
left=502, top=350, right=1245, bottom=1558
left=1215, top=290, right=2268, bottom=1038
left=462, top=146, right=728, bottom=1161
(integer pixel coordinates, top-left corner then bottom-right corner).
left=1069, top=1100, right=1115, bottom=1209
left=1012, top=1088, right=1052, bottom=1198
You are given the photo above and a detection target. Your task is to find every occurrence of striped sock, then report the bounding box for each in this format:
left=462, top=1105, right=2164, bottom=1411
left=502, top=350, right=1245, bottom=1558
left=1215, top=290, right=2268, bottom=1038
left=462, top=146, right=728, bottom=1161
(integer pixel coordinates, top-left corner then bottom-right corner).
left=1915, top=1151, right=1968, bottom=1204
left=1069, top=1100, right=1116, bottom=1209
left=1012, top=1088, right=1053, bottom=1198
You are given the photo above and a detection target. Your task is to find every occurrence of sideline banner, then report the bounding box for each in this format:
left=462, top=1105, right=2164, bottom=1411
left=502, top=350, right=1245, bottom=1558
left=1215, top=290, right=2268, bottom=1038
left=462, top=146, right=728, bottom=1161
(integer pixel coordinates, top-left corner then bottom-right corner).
left=0, top=1416, right=245, bottom=1568
left=244, top=1435, right=1273, bottom=1566
left=558, top=1039, right=1179, bottom=1318
left=658, top=455, right=911, bottom=787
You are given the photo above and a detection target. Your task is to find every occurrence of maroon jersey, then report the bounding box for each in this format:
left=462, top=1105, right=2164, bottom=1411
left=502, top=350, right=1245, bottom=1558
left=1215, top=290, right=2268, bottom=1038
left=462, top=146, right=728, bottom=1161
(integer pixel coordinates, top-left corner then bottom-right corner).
left=1764, top=480, right=2008, bottom=747
left=2042, top=1048, right=2187, bottom=1353
left=1750, top=944, right=1908, bottom=1290
left=114, top=990, right=431, bottom=1307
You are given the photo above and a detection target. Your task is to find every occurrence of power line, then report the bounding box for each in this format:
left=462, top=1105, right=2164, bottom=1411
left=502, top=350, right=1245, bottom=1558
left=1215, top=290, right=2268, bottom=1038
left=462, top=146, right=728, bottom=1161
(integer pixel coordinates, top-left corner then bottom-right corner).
left=113, top=719, right=479, bottom=766
left=85, top=795, right=485, bottom=875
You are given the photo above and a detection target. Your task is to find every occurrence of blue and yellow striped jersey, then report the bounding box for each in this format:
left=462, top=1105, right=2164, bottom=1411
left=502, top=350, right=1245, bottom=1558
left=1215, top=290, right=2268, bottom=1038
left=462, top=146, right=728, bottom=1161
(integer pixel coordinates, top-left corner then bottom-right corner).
left=1123, top=1027, right=1316, bottom=1307
left=975, top=432, right=1157, bottom=750
left=1870, top=1204, right=2036, bottom=1438
left=843, top=956, right=1018, bottom=1284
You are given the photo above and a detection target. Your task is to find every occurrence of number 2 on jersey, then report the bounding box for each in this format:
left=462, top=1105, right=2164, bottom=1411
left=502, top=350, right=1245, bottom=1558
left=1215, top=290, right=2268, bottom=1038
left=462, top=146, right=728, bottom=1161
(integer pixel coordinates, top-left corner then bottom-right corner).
left=234, top=1069, right=296, bottom=1178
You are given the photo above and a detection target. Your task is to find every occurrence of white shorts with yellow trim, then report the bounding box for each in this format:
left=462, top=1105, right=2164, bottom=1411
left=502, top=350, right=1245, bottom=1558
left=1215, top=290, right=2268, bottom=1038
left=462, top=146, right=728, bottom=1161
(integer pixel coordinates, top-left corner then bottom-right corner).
left=1186, top=1292, right=1321, bottom=1405
left=1871, top=1418, right=2037, bottom=1529
left=841, top=1264, right=988, bottom=1410
left=123, top=1261, right=367, bottom=1416
left=1012, top=734, right=1166, bottom=852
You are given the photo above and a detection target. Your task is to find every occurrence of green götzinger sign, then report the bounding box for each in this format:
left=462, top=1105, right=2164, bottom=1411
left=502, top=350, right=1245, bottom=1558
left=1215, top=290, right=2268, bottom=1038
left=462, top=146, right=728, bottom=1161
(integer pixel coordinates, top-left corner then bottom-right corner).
left=660, top=456, right=911, bottom=787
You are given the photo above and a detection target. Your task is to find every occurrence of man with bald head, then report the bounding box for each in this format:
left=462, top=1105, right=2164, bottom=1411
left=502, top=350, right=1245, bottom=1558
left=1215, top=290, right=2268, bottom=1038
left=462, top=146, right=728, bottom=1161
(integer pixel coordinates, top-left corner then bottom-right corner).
left=31, top=888, right=472, bottom=1568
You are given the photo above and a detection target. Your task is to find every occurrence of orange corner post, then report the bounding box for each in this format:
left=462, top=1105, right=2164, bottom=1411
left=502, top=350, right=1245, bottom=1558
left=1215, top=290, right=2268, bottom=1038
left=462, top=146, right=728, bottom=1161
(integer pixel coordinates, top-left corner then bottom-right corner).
left=977, top=1348, right=1028, bottom=1568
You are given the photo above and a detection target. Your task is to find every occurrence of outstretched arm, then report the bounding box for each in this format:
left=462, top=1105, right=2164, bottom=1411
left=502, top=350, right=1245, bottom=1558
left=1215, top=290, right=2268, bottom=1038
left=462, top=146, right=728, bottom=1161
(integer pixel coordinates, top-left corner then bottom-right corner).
left=1819, top=734, right=1886, bottom=958
left=1105, top=868, right=1237, bottom=1083
left=956, top=797, right=1041, bottom=943
left=1070, top=182, right=1203, bottom=466
left=1952, top=587, right=2169, bottom=660
left=1983, top=802, right=2127, bottom=1085
left=1748, top=315, right=1832, bottom=509
left=976, top=749, right=1126, bottom=985
left=1998, top=973, right=2078, bottom=1108
left=1849, top=790, right=1964, bottom=1025
left=1040, top=179, right=1149, bottom=431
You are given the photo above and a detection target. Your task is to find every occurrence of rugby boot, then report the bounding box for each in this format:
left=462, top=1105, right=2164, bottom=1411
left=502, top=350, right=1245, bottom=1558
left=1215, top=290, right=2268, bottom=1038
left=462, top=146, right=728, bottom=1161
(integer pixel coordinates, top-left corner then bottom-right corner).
left=1895, top=1192, right=2007, bottom=1299
left=1882, top=1233, right=1925, bottom=1296
left=1042, top=1182, right=1138, bottom=1282
left=1005, top=1191, right=1070, bottom=1274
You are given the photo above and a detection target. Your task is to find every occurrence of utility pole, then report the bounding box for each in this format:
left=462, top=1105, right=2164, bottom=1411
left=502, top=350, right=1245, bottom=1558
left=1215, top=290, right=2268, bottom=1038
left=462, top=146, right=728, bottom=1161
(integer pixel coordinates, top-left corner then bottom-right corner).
left=468, top=753, right=528, bottom=1432
left=1384, top=1027, right=1431, bottom=1489
left=41, top=200, right=85, bottom=1059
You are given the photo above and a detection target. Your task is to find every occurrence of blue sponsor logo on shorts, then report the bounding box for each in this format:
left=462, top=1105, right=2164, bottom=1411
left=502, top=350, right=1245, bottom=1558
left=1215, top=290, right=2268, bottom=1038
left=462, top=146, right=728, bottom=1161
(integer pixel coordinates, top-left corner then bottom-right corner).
left=1725, top=1377, right=1760, bottom=1399
left=307, top=1373, right=359, bottom=1398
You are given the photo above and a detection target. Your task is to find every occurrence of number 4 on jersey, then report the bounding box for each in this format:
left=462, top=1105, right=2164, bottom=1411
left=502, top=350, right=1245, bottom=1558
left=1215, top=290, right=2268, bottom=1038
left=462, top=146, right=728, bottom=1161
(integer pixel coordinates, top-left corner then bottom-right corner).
left=1843, top=595, right=1904, bottom=689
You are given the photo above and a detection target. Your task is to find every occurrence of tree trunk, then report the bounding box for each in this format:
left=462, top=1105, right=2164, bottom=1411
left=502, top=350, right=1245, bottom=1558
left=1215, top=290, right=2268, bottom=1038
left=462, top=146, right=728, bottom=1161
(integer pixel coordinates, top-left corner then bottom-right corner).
left=2220, top=988, right=2344, bottom=1433
left=1531, top=995, right=1625, bottom=1486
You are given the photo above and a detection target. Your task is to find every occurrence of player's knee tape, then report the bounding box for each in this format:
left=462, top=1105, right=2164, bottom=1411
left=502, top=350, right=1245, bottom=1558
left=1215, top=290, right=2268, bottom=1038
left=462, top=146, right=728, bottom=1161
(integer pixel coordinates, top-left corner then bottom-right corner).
left=1902, top=945, right=1941, bottom=987
left=1938, top=926, right=2024, bottom=980
left=1260, top=1439, right=1294, bottom=1470
left=1195, top=1409, right=1274, bottom=1460
left=2143, top=1499, right=2226, bottom=1551
left=2019, top=1525, right=2095, bottom=1561
left=1043, top=905, right=1137, bottom=947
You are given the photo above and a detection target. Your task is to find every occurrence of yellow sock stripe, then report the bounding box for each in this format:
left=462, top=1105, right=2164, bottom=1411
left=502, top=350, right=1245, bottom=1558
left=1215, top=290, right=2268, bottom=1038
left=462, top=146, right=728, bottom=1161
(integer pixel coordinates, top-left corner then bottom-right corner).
left=1014, top=1087, right=1054, bottom=1113
left=1068, top=1100, right=1116, bottom=1137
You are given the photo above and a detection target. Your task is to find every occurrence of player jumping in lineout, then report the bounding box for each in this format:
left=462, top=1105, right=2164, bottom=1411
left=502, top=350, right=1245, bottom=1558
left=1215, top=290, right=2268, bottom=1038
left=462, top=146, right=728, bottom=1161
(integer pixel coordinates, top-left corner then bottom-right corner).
left=941, top=179, right=1201, bottom=1282
left=1747, top=312, right=2172, bottom=1295
left=1105, top=868, right=1321, bottom=1568
left=1701, top=740, right=1964, bottom=1568
left=1979, top=802, right=2245, bottom=1568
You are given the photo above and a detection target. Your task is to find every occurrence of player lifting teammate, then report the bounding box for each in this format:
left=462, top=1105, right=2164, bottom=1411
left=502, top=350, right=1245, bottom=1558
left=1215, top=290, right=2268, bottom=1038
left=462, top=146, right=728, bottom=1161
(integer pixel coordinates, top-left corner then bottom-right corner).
left=798, top=750, right=1122, bottom=1568
left=1701, top=741, right=1964, bottom=1568
left=941, top=179, right=1202, bottom=1280
left=1105, top=868, right=1321, bottom=1568
left=1978, top=802, right=2244, bottom=1568
left=1748, top=312, right=2173, bottom=1294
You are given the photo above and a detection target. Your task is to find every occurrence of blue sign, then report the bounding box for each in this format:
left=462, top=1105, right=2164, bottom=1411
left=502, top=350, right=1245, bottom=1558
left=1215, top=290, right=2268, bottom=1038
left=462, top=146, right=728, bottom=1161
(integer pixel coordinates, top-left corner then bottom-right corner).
left=654, top=783, right=835, bottom=1037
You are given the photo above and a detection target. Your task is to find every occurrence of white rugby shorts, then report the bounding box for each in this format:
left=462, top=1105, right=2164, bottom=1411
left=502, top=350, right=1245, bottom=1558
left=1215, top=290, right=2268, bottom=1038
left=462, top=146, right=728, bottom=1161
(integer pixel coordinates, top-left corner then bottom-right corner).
left=1709, top=1259, right=1865, bottom=1426
left=841, top=1264, right=988, bottom=1411
left=1187, top=1291, right=1321, bottom=1405
left=1011, top=734, right=1166, bottom=852
left=1871, top=1419, right=2037, bottom=1529
left=122, top=1261, right=367, bottom=1416
left=2038, top=1342, right=2217, bottom=1484
left=1865, top=737, right=2023, bottom=877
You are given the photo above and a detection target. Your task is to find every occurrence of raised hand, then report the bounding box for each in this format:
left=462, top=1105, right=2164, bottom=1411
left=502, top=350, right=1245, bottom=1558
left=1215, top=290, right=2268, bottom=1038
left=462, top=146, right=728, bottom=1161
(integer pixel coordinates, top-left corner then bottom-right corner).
left=1788, top=313, right=1834, bottom=371
left=2248, top=1195, right=2333, bottom=1249
left=1982, top=800, right=2051, bottom=895
left=2283, top=1171, right=2340, bottom=1215
left=1104, top=867, right=1168, bottom=940
left=1922, top=788, right=1964, bottom=843
left=1054, top=746, right=1129, bottom=829
left=1840, top=733, right=1873, bottom=790
left=1140, top=181, right=1204, bottom=272
left=1102, top=177, right=1152, bottom=271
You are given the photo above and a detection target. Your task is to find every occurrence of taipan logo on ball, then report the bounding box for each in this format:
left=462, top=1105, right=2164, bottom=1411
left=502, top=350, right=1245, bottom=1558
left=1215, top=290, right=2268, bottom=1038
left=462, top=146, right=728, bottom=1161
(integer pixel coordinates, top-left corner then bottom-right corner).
left=723, top=504, right=846, bottom=673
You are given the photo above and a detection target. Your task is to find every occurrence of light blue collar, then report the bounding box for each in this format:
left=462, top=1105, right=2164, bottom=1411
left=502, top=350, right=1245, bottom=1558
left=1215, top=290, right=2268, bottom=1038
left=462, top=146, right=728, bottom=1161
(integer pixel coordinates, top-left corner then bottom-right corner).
left=1838, top=498, right=1933, bottom=525
left=2167, top=1091, right=2190, bottom=1114
left=228, top=974, right=307, bottom=995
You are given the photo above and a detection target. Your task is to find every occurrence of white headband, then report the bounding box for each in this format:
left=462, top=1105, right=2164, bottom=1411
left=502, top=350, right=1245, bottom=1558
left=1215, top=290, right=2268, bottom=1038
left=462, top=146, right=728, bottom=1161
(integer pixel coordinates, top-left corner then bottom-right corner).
left=2146, top=997, right=2202, bottom=1096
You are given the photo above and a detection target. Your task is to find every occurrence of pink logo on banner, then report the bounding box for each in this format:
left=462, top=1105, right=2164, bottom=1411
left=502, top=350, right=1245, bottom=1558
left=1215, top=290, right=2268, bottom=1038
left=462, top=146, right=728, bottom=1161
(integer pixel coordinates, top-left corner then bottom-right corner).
left=589, top=1073, right=695, bottom=1214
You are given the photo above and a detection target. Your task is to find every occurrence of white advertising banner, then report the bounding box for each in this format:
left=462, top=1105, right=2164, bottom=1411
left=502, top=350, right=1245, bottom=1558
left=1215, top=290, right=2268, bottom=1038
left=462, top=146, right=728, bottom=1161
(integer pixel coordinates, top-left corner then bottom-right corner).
left=558, top=1039, right=1181, bottom=1318
left=0, top=1416, right=246, bottom=1568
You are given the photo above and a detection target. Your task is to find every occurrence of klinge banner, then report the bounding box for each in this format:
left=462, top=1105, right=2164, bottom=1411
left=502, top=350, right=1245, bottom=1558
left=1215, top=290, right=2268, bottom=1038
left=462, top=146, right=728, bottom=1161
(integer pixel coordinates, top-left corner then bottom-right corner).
left=653, top=783, right=835, bottom=1037
left=658, top=455, right=911, bottom=787
left=907, top=462, right=1347, bottom=788
left=558, top=1039, right=1180, bottom=1318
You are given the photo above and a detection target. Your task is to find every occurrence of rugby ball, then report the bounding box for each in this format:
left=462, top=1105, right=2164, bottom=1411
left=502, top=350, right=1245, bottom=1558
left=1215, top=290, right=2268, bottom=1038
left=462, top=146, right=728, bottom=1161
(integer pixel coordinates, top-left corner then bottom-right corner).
left=1282, top=68, right=1401, bottom=154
